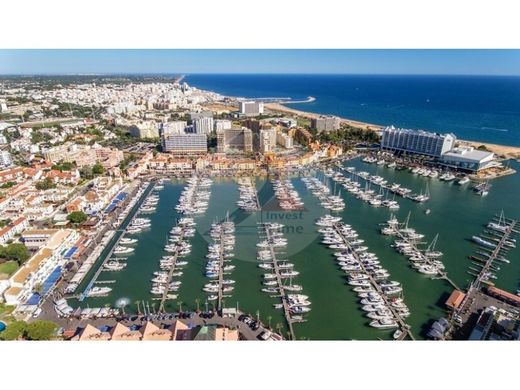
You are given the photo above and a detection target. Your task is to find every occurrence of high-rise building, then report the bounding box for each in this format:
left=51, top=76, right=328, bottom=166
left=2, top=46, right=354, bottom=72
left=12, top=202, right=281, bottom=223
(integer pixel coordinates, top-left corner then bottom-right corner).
left=276, top=132, right=294, bottom=149
left=259, top=128, right=277, bottom=153
left=381, top=126, right=456, bottom=158
left=162, top=121, right=187, bottom=135
left=310, top=115, right=341, bottom=133
left=214, top=119, right=232, bottom=132
left=239, top=101, right=264, bottom=116
left=162, top=133, right=208, bottom=155
left=216, top=127, right=253, bottom=154
left=189, top=111, right=213, bottom=121
left=128, top=121, right=159, bottom=138
left=193, top=117, right=214, bottom=134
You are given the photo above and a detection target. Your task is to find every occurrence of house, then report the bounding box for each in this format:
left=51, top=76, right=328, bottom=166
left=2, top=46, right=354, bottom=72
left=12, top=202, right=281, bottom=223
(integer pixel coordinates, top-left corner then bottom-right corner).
left=109, top=323, right=141, bottom=341
left=0, top=217, right=29, bottom=245
left=139, top=321, right=172, bottom=340
left=77, top=324, right=111, bottom=341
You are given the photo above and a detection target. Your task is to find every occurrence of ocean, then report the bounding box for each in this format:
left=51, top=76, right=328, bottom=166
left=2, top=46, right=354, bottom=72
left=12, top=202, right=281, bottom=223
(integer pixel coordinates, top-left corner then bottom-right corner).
left=185, top=74, right=520, bottom=146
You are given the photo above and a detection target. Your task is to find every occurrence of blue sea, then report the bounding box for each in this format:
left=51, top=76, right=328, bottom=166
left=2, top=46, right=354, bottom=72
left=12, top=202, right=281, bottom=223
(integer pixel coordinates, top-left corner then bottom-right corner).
left=185, top=74, right=520, bottom=146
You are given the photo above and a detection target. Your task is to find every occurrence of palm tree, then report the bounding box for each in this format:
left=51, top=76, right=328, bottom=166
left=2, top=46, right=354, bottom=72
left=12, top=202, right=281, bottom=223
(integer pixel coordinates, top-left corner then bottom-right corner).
left=267, top=315, right=272, bottom=329
left=275, top=323, right=282, bottom=335
left=178, top=301, right=184, bottom=313
left=135, top=300, right=141, bottom=315
left=151, top=303, right=157, bottom=314
left=195, top=298, right=200, bottom=312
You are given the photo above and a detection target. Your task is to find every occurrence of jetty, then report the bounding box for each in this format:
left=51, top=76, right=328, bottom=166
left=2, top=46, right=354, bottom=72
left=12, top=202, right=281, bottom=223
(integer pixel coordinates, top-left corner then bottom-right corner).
left=338, top=166, right=420, bottom=202
left=259, top=223, right=302, bottom=340
left=472, top=215, right=518, bottom=287
left=331, top=222, right=415, bottom=340
left=159, top=231, right=184, bottom=313
left=78, top=182, right=155, bottom=301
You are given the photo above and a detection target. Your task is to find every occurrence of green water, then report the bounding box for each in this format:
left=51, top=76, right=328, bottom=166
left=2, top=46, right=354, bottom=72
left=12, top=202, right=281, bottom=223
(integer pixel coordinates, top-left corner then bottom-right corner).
left=72, top=160, right=520, bottom=340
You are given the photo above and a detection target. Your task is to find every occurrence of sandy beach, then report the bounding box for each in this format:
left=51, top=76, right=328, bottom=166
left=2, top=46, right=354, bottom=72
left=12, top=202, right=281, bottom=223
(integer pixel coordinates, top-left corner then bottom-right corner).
left=265, top=103, right=520, bottom=159
left=265, top=103, right=383, bottom=132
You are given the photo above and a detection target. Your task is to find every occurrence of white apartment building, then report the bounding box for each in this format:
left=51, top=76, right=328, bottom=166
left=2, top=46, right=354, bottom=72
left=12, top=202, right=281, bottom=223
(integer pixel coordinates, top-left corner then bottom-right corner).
left=277, top=132, right=294, bottom=149
left=193, top=117, right=214, bottom=134
left=3, top=229, right=79, bottom=307
left=214, top=119, right=232, bottom=132
left=162, top=133, right=208, bottom=154
left=0, top=217, right=29, bottom=245
left=239, top=101, right=264, bottom=116
left=0, top=150, right=13, bottom=167
left=128, top=121, right=160, bottom=138
left=162, top=121, right=187, bottom=135
left=259, top=128, right=277, bottom=153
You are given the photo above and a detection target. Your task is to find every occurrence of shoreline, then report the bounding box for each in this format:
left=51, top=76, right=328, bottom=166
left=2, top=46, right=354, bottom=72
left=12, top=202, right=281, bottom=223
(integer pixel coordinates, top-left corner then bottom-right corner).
left=264, top=102, right=520, bottom=159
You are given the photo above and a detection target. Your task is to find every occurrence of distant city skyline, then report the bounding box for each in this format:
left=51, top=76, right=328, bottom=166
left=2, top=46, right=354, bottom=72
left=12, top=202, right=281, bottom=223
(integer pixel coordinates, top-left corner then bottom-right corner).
left=1, top=49, right=520, bottom=76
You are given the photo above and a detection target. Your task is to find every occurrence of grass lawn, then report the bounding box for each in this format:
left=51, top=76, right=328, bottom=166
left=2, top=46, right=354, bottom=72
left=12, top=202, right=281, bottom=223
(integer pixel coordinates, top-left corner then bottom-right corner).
left=0, top=261, right=18, bottom=277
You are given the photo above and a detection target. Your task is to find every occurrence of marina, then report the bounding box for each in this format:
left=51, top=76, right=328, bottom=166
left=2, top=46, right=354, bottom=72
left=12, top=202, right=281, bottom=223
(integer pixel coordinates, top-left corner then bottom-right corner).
left=74, top=182, right=155, bottom=300
left=61, top=158, right=520, bottom=340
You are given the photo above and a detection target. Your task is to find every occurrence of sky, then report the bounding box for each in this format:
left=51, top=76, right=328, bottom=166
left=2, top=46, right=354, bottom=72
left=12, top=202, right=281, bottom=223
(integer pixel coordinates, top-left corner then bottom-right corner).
left=1, top=49, right=520, bottom=76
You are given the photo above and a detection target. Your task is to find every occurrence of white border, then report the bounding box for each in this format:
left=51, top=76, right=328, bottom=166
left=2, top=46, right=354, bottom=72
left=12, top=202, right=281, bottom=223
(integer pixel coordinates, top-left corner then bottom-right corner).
left=1, top=0, right=519, bottom=48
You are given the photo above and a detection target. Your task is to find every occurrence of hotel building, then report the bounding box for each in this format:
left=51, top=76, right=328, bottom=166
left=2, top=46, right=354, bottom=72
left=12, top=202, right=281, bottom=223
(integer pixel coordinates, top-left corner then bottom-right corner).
left=162, top=133, right=208, bottom=155
left=311, top=115, right=341, bottom=133
left=239, top=101, right=264, bottom=116
left=381, top=126, right=456, bottom=158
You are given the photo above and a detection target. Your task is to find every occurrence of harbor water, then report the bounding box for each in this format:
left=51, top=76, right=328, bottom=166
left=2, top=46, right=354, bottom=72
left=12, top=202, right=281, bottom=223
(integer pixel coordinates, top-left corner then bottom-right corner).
left=72, top=160, right=520, bottom=340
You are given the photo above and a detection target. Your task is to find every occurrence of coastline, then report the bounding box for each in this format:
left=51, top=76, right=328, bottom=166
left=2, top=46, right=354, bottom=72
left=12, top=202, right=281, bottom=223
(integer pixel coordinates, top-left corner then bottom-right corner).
left=265, top=102, right=520, bottom=159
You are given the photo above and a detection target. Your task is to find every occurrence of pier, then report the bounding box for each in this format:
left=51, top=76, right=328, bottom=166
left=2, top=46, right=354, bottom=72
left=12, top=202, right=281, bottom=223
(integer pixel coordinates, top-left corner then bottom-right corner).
left=387, top=225, right=459, bottom=290
left=78, top=182, right=155, bottom=301
left=332, top=222, right=415, bottom=340
left=338, top=166, right=420, bottom=202
left=260, top=223, right=298, bottom=340
left=473, top=217, right=517, bottom=287
left=158, top=231, right=184, bottom=313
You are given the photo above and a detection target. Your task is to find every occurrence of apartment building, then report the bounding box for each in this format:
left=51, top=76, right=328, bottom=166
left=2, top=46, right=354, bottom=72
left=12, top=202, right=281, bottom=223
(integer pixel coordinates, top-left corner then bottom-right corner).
left=216, top=127, right=253, bottom=153
left=3, top=229, right=79, bottom=307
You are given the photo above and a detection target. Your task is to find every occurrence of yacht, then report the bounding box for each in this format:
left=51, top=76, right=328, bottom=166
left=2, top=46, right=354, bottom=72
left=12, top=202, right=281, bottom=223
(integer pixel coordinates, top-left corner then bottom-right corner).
left=87, top=286, right=112, bottom=297
left=457, top=176, right=470, bottom=185
left=120, top=237, right=138, bottom=245
left=104, top=261, right=126, bottom=271
left=114, top=246, right=134, bottom=255
left=369, top=318, right=399, bottom=329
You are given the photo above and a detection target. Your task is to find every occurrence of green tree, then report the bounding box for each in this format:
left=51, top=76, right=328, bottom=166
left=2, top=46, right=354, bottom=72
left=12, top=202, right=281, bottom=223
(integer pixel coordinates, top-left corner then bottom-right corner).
left=79, top=166, right=93, bottom=179
left=0, top=243, right=30, bottom=265
left=25, top=320, right=58, bottom=340
left=67, top=211, right=88, bottom=224
left=92, top=162, right=104, bottom=175
left=35, top=177, right=57, bottom=190
left=0, top=321, right=27, bottom=340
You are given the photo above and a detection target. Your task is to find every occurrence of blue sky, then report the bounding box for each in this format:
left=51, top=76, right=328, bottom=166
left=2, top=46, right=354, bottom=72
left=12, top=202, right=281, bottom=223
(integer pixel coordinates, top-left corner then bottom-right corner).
left=1, top=49, right=520, bottom=75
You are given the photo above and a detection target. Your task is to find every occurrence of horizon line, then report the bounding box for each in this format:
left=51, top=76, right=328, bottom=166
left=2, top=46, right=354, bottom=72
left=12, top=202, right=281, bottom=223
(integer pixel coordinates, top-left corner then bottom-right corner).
left=2, top=72, right=520, bottom=77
